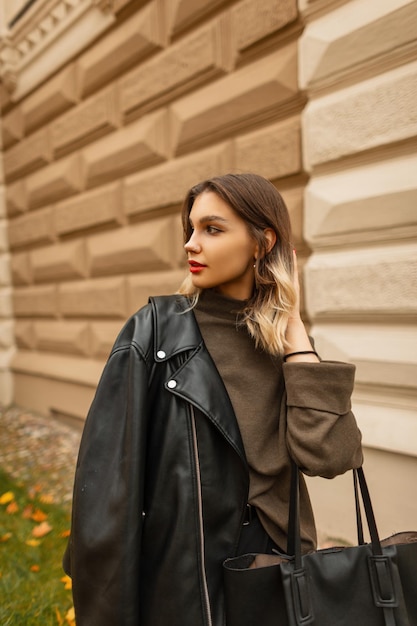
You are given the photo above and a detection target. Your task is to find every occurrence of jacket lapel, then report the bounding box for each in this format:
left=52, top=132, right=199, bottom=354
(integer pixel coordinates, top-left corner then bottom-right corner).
left=150, top=295, right=247, bottom=466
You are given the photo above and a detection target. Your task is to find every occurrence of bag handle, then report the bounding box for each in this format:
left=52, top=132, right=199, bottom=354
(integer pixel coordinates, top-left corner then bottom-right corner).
left=287, top=462, right=383, bottom=569
left=286, top=465, right=404, bottom=626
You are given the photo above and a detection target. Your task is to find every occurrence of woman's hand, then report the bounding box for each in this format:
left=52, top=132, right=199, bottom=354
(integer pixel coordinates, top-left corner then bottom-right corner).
left=284, top=250, right=319, bottom=363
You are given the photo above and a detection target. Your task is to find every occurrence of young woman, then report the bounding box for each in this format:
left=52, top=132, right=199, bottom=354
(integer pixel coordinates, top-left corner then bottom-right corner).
left=64, top=173, right=363, bottom=626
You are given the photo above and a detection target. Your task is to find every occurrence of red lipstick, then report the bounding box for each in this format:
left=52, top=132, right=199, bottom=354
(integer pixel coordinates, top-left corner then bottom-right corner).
left=188, top=260, right=206, bottom=273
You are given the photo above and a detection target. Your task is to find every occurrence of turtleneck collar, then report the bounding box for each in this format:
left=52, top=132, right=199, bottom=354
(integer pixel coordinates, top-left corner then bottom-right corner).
left=195, top=289, right=248, bottom=321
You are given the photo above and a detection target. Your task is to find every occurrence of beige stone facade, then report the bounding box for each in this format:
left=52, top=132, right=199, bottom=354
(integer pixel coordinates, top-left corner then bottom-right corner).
left=1, top=0, right=416, bottom=540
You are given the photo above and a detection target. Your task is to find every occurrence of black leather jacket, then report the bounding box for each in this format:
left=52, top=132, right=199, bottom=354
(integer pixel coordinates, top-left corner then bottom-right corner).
left=64, top=294, right=362, bottom=626
left=64, top=295, right=250, bottom=626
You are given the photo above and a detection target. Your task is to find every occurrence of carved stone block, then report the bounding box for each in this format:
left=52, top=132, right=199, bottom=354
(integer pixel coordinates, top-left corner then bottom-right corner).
left=26, top=154, right=83, bottom=209
left=0, top=83, right=12, bottom=114
left=280, top=186, right=304, bottom=248
left=127, top=269, right=187, bottom=313
left=87, top=215, right=183, bottom=276
left=11, top=252, right=32, bottom=286
left=21, top=65, right=78, bottom=134
left=13, top=285, right=57, bottom=317
left=123, top=142, right=232, bottom=217
left=90, top=320, right=124, bottom=358
left=309, top=323, right=417, bottom=391
left=0, top=319, right=14, bottom=350
left=76, top=2, right=164, bottom=97
left=11, top=352, right=104, bottom=408
left=0, top=256, right=11, bottom=286
left=0, top=223, right=9, bottom=254
left=2, top=107, right=24, bottom=150
left=55, top=181, right=123, bottom=236
left=170, top=43, right=298, bottom=155
left=168, top=0, right=226, bottom=35
left=8, top=207, right=55, bottom=250
left=34, top=320, right=91, bottom=356
left=0, top=288, right=13, bottom=318
left=51, top=86, right=120, bottom=157
left=305, top=155, right=417, bottom=246
left=82, top=110, right=168, bottom=188
left=4, top=128, right=52, bottom=182
left=305, top=244, right=417, bottom=319
left=58, top=276, right=127, bottom=318
left=6, top=180, right=27, bottom=216
left=232, top=0, right=297, bottom=55
left=234, top=116, right=301, bottom=180
left=300, top=0, right=417, bottom=90
left=0, top=188, right=5, bottom=219
left=119, top=17, right=232, bottom=119
left=14, top=321, right=36, bottom=350
left=303, top=61, right=417, bottom=169
left=30, top=240, right=88, bottom=283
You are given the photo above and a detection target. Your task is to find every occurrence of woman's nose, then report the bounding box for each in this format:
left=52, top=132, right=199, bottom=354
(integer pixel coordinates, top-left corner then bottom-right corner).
left=184, top=233, right=200, bottom=253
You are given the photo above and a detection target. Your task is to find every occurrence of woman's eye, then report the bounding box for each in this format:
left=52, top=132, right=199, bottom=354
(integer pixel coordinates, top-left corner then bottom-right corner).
left=206, top=225, right=221, bottom=234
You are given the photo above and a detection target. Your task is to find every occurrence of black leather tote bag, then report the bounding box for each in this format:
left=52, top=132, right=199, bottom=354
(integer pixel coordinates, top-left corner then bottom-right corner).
left=223, top=465, right=417, bottom=626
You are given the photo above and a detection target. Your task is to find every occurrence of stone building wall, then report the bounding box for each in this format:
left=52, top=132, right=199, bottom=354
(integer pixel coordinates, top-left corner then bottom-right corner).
left=1, top=0, right=306, bottom=422
left=0, top=0, right=15, bottom=407
left=0, top=0, right=416, bottom=540
left=299, top=0, right=417, bottom=539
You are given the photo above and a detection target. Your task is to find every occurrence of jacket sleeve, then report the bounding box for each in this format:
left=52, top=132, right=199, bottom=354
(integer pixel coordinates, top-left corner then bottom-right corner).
left=283, top=361, right=363, bottom=479
left=63, top=319, right=150, bottom=626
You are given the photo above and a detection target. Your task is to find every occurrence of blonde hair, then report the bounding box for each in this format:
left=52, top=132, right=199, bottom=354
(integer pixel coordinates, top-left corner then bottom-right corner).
left=178, top=173, right=297, bottom=356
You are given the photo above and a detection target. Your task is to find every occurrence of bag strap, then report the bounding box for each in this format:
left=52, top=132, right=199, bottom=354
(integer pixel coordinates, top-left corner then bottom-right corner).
left=287, top=462, right=383, bottom=566
left=353, top=469, right=365, bottom=545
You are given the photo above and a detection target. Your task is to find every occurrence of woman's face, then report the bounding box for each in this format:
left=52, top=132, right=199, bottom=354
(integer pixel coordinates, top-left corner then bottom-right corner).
left=184, top=191, right=258, bottom=300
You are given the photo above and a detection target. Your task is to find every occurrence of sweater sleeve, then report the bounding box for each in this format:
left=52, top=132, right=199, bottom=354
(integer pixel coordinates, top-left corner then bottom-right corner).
left=283, top=361, right=363, bottom=478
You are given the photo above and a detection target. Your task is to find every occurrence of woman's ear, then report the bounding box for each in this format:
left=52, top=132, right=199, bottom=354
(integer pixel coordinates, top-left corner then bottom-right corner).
left=264, top=228, right=277, bottom=254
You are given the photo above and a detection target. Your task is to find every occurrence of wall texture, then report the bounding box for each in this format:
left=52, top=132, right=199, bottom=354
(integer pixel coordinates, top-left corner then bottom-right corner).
left=0, top=0, right=416, bottom=540
left=299, top=0, right=417, bottom=539
left=1, top=0, right=307, bottom=422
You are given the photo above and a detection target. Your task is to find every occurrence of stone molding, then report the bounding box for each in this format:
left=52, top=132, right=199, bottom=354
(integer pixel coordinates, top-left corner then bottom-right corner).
left=0, top=35, right=19, bottom=93
left=1, top=0, right=116, bottom=100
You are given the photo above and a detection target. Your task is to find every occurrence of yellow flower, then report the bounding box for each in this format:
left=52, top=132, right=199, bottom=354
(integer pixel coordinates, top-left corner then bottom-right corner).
left=65, top=606, right=76, bottom=625
left=61, top=574, right=72, bottom=590
left=25, top=539, right=41, bottom=547
left=0, top=491, right=15, bottom=505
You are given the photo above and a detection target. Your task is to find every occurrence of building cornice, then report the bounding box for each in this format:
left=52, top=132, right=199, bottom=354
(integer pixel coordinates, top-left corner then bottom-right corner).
left=0, top=0, right=116, bottom=101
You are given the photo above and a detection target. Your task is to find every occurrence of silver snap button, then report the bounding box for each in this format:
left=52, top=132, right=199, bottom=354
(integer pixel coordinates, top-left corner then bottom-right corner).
left=167, top=380, right=177, bottom=389
left=157, top=350, right=166, bottom=359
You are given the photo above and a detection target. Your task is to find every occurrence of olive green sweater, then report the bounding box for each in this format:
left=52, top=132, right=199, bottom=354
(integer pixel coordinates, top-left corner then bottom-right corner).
left=195, top=289, right=363, bottom=551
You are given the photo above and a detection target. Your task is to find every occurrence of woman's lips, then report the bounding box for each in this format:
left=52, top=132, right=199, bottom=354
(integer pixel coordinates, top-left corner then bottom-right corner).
left=188, top=260, right=206, bottom=273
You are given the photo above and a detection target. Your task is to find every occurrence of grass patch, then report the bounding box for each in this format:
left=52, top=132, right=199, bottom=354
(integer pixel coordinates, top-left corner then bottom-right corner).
left=0, top=469, right=74, bottom=625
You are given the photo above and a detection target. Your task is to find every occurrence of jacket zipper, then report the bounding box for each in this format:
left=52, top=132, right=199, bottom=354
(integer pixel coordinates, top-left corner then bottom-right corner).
left=190, top=406, right=213, bottom=626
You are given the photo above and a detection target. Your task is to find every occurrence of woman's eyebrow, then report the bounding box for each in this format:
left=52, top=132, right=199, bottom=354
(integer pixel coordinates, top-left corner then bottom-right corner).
left=191, top=214, right=229, bottom=225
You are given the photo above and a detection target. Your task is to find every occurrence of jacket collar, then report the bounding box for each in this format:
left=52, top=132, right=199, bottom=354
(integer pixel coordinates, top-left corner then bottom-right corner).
left=150, top=295, right=202, bottom=361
